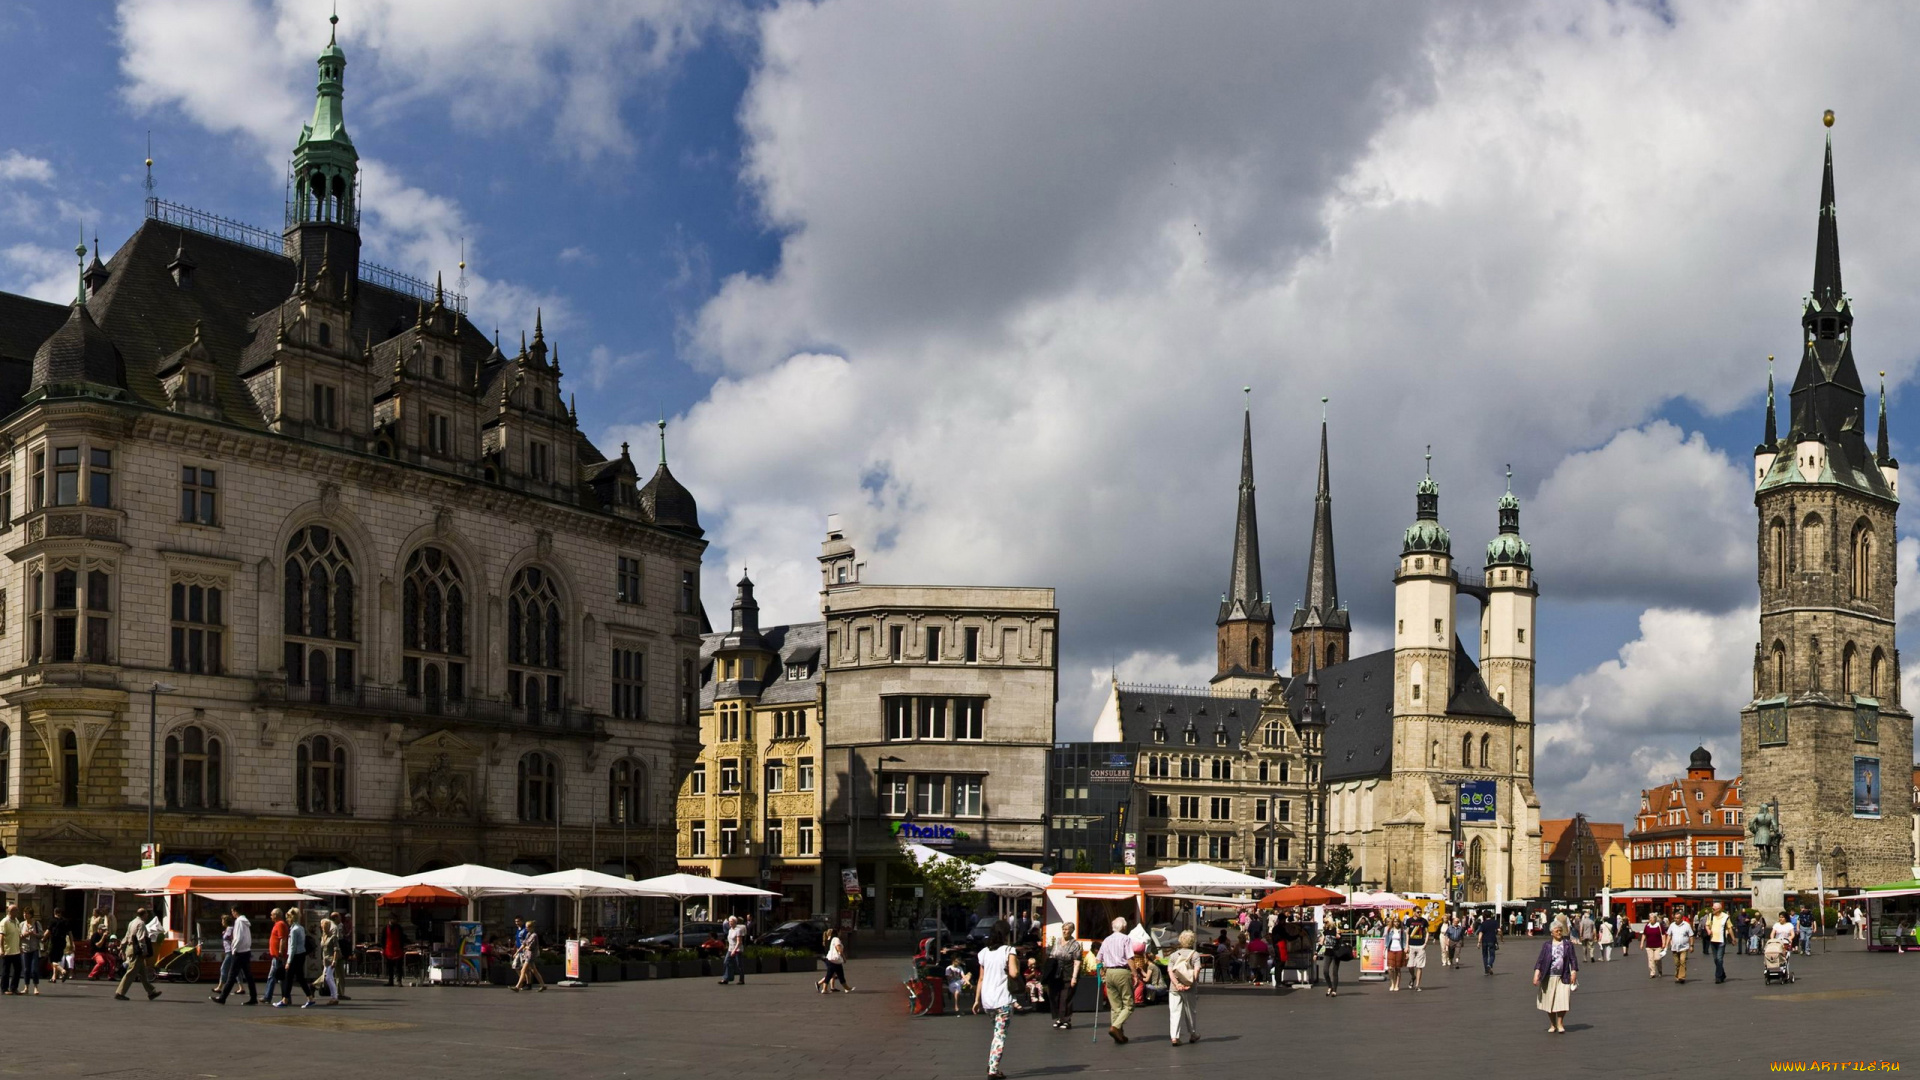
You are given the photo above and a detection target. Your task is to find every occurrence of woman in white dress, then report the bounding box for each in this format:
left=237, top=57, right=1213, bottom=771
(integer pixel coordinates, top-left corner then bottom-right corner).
left=1531, top=916, right=1578, bottom=1034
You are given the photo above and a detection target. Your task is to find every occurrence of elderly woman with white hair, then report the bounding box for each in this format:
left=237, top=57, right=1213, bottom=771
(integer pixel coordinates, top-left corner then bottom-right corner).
left=1532, top=915, right=1579, bottom=1034
left=1165, top=930, right=1202, bottom=1047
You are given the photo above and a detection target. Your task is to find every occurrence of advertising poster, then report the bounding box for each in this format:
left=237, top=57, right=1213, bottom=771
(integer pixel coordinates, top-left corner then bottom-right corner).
left=565, top=939, right=582, bottom=981
left=451, top=921, right=483, bottom=982
left=1357, top=936, right=1388, bottom=980
left=1853, top=757, right=1881, bottom=818
left=1459, top=780, right=1497, bottom=823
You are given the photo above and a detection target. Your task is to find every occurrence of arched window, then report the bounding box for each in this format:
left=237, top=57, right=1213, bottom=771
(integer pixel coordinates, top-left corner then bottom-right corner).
left=403, top=546, right=467, bottom=714
left=1410, top=661, right=1424, bottom=704
left=1467, top=836, right=1484, bottom=881
left=1851, top=521, right=1873, bottom=600
left=1769, top=518, right=1788, bottom=589
left=1461, top=734, right=1473, bottom=768
left=1327, top=642, right=1339, bottom=667
left=1771, top=641, right=1788, bottom=695
left=609, top=759, right=645, bottom=826
left=1801, top=513, right=1825, bottom=572
left=1870, top=648, right=1886, bottom=698
left=1842, top=642, right=1858, bottom=696
left=508, top=567, right=565, bottom=722
left=1787, top=849, right=1795, bottom=872
left=284, top=526, right=356, bottom=703
left=519, top=751, right=558, bottom=823
left=1479, top=734, right=1491, bottom=769
left=61, top=730, right=79, bottom=807
left=296, top=734, right=348, bottom=815
left=164, top=724, right=222, bottom=810
left=1428, top=740, right=1438, bottom=767
left=1250, top=636, right=1261, bottom=669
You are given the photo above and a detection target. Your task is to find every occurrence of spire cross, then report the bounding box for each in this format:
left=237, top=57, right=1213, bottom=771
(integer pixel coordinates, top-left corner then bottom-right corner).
left=1424, top=445, right=1432, bottom=476
left=1505, top=464, right=1512, bottom=492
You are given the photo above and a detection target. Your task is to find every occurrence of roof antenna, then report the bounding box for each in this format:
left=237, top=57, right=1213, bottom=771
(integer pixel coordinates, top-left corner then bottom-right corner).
left=457, top=236, right=468, bottom=295
left=73, top=228, right=86, bottom=305
left=143, top=132, right=155, bottom=201
left=658, top=416, right=668, bottom=465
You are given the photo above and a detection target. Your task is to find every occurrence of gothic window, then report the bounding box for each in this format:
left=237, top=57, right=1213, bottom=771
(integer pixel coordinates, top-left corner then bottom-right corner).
left=296, top=734, right=348, bottom=815
left=1842, top=642, right=1858, bottom=696
left=1851, top=521, right=1873, bottom=600
left=1468, top=836, right=1484, bottom=881
left=402, top=546, right=466, bottom=714
left=1410, top=661, right=1424, bottom=703
left=283, top=526, right=356, bottom=703
left=507, top=566, right=564, bottom=723
left=1250, top=636, right=1261, bottom=668
left=1801, top=513, right=1825, bottom=571
left=164, top=724, right=222, bottom=810
left=519, top=751, right=558, bottom=823
left=1767, top=518, right=1788, bottom=589
left=1429, top=740, right=1438, bottom=767
left=1771, top=640, right=1788, bottom=694
left=1479, top=734, right=1491, bottom=768
left=609, top=759, right=645, bottom=825
left=1461, top=733, right=1473, bottom=768
left=169, top=580, right=224, bottom=675
left=1870, top=648, right=1886, bottom=698
left=1327, top=642, right=1339, bottom=666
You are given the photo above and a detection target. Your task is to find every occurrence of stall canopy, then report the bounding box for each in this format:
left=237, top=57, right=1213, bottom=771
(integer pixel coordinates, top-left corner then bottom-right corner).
left=1256, top=884, right=1346, bottom=910
left=379, top=884, right=466, bottom=907
left=1140, top=863, right=1284, bottom=894
left=1344, top=891, right=1417, bottom=909
left=296, top=867, right=406, bottom=896
left=975, top=862, right=1052, bottom=896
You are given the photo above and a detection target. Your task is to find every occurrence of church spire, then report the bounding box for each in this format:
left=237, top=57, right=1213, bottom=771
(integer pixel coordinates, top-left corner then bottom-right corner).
left=1291, top=396, right=1349, bottom=671
left=1878, top=371, right=1896, bottom=466
left=1813, top=113, right=1841, bottom=307
left=1762, top=355, right=1777, bottom=448
left=1215, top=389, right=1273, bottom=681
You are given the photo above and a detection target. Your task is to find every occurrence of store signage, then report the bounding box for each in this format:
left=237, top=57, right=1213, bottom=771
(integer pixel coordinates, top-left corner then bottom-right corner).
left=1459, top=780, right=1497, bottom=823
left=892, top=821, right=972, bottom=845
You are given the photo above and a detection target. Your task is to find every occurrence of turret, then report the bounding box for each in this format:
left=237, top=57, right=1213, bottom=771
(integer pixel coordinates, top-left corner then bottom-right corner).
left=1482, top=468, right=1536, bottom=723
left=1394, top=449, right=1455, bottom=712
left=284, top=12, right=360, bottom=302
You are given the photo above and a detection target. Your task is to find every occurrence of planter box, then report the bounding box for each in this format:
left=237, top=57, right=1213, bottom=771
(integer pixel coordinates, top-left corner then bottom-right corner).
left=672, top=960, right=702, bottom=979
left=536, top=964, right=563, bottom=983
left=786, top=956, right=819, bottom=973
left=623, top=962, right=649, bottom=981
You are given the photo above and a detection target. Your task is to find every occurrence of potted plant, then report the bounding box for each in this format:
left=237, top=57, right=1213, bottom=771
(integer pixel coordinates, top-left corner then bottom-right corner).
left=665, top=948, right=702, bottom=979
left=784, top=947, right=819, bottom=973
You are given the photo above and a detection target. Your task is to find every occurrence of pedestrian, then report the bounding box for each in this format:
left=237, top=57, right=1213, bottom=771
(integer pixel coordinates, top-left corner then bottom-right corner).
left=1532, top=916, right=1579, bottom=1034
left=1642, top=917, right=1665, bottom=979
left=219, top=904, right=258, bottom=1003
left=818, top=928, right=852, bottom=992
left=319, top=918, right=341, bottom=1004
left=719, top=915, right=746, bottom=985
left=1749, top=910, right=1764, bottom=954
left=1095, top=917, right=1135, bottom=1043
left=1444, top=914, right=1464, bottom=968
left=20, top=908, right=42, bottom=995
left=1705, top=902, right=1732, bottom=985
left=1318, top=917, right=1346, bottom=996
left=1478, top=910, right=1500, bottom=975
left=47, top=911, right=71, bottom=983
left=1733, top=910, right=1748, bottom=956
left=978, top=920, right=1018, bottom=1080
left=279, top=907, right=319, bottom=1007
left=382, top=913, right=405, bottom=986
left=1166, top=930, right=1201, bottom=1046
left=264, top=908, right=290, bottom=1002
left=1044, top=922, right=1079, bottom=1030
left=1668, top=912, right=1692, bottom=985
left=512, top=920, right=546, bottom=992
left=114, top=906, right=161, bottom=1002
left=1383, top=916, right=1407, bottom=992
left=1796, top=909, right=1814, bottom=956
left=1579, top=911, right=1595, bottom=963
left=211, top=914, right=235, bottom=1002
left=1405, top=914, right=1429, bottom=990
left=1598, top=917, right=1614, bottom=962
left=326, top=910, right=353, bottom=1002
left=0, top=904, right=21, bottom=995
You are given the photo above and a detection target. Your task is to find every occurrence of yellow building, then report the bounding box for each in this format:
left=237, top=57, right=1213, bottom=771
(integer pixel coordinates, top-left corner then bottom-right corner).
left=677, top=574, right=824, bottom=922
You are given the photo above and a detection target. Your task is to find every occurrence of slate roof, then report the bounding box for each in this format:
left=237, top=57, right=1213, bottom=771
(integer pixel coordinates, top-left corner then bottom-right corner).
left=1283, top=637, right=1511, bottom=783
left=699, top=620, right=825, bottom=708
left=1110, top=686, right=1270, bottom=749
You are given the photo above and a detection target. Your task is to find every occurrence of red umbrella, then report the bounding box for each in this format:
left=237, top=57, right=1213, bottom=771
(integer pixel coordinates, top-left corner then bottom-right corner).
left=377, top=884, right=465, bottom=907
left=1256, top=884, right=1347, bottom=910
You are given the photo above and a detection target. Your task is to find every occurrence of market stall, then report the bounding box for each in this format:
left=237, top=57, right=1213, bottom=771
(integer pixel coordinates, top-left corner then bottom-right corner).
left=1859, top=882, right=1920, bottom=951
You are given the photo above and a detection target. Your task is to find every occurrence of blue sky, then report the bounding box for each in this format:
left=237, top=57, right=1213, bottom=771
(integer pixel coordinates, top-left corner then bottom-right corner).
left=4, top=0, right=1920, bottom=824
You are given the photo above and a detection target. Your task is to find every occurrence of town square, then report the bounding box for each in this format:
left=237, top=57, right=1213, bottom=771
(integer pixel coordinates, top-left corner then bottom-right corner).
left=0, top=1, right=1917, bottom=1076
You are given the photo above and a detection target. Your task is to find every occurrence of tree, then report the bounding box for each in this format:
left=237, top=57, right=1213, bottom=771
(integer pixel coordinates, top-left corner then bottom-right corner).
left=1313, top=843, right=1353, bottom=887
left=919, top=855, right=983, bottom=949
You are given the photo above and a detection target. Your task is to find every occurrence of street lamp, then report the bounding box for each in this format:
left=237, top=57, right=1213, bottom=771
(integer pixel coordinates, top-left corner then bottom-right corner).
left=145, top=681, right=177, bottom=865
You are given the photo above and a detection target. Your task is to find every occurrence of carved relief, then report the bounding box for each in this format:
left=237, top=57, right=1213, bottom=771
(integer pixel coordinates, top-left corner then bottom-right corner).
left=318, top=481, right=341, bottom=517
left=409, top=754, right=473, bottom=819
left=535, top=530, right=553, bottom=559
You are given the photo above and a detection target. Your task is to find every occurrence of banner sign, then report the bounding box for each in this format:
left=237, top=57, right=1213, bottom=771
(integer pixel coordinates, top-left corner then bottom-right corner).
left=1853, top=757, right=1881, bottom=818
left=1459, top=780, right=1497, bottom=823
left=565, top=939, right=582, bottom=981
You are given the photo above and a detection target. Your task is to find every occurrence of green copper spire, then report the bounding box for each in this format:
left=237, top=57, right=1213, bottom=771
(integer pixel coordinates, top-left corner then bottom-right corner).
left=290, top=11, right=358, bottom=228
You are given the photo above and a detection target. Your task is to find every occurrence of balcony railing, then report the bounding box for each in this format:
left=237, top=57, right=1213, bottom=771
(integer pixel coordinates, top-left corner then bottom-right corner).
left=261, top=680, right=603, bottom=734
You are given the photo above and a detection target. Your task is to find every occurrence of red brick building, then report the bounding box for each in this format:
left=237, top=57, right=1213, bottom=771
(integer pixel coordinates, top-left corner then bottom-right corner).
left=1629, top=747, right=1746, bottom=891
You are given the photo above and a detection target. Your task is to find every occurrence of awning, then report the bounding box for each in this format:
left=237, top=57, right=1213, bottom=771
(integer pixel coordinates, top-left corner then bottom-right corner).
left=186, top=891, right=318, bottom=902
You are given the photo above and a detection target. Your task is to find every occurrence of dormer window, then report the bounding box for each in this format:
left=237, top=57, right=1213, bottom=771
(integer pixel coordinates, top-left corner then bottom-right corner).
left=1152, top=724, right=1165, bottom=744
left=534, top=388, right=546, bottom=412
left=433, top=355, right=445, bottom=380
left=1184, top=726, right=1197, bottom=746
left=317, top=322, right=331, bottom=347
left=1215, top=728, right=1228, bottom=747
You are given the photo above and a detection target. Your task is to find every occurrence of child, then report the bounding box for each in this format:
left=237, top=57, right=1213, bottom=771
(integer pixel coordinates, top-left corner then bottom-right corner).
left=944, top=955, right=971, bottom=1014
left=1023, top=954, right=1046, bottom=1005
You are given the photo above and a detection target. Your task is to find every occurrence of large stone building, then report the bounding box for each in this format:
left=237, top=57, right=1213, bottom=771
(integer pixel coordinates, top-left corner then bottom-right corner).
left=677, top=575, right=824, bottom=922
left=1628, top=749, right=1745, bottom=893
left=817, top=520, right=1057, bottom=930
left=1741, top=120, right=1915, bottom=892
left=0, top=21, right=704, bottom=919
left=1291, top=457, right=1542, bottom=901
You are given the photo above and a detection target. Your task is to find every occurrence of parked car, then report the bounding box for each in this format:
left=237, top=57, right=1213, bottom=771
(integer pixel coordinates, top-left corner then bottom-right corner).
left=635, top=922, right=723, bottom=950
left=759, top=919, right=831, bottom=951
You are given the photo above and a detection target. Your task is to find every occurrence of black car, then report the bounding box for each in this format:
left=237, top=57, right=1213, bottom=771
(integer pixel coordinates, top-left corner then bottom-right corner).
left=758, top=919, right=830, bottom=952
left=635, top=922, right=724, bottom=950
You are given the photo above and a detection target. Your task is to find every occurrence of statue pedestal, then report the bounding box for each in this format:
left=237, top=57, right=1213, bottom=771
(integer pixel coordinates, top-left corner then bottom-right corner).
left=1751, top=869, right=1786, bottom=920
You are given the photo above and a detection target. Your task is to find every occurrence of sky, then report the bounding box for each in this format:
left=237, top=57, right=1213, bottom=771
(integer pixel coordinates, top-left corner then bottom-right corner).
left=2, top=0, right=1918, bottom=825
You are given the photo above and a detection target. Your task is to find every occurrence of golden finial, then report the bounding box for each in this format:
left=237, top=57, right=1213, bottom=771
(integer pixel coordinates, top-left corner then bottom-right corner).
left=1823, top=109, right=1835, bottom=128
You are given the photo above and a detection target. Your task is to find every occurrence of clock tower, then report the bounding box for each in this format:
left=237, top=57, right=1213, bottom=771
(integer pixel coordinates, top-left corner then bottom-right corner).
left=1741, top=114, right=1912, bottom=892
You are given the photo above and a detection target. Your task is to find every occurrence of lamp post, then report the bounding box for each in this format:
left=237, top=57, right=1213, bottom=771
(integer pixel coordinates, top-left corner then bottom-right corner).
left=145, top=681, right=177, bottom=866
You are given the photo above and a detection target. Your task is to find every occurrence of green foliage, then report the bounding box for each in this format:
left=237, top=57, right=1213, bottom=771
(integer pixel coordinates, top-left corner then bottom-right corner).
left=921, top=855, right=983, bottom=912
left=1313, top=844, right=1353, bottom=887
left=1073, top=851, right=1094, bottom=873
left=661, top=949, right=700, bottom=962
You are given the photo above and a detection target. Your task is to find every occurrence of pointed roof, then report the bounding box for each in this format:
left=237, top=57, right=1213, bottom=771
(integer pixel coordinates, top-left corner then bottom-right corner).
left=638, top=418, right=702, bottom=537
left=1292, top=408, right=1347, bottom=633
left=1760, top=356, right=1777, bottom=451
left=1877, top=372, right=1896, bottom=467
left=1219, top=397, right=1272, bottom=626
left=1813, top=129, right=1841, bottom=306
left=29, top=298, right=126, bottom=395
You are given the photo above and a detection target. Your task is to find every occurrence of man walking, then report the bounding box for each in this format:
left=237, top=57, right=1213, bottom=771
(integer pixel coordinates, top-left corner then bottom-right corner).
left=0, top=904, right=22, bottom=995
left=1706, top=902, right=1732, bottom=984
left=1477, top=910, right=1500, bottom=974
left=264, top=909, right=290, bottom=1004
left=1097, top=918, right=1135, bottom=1044
left=214, top=904, right=258, bottom=1004
left=114, top=906, right=161, bottom=1001
left=1578, top=911, right=1596, bottom=963
left=1668, top=911, right=1693, bottom=984
left=719, top=916, right=747, bottom=985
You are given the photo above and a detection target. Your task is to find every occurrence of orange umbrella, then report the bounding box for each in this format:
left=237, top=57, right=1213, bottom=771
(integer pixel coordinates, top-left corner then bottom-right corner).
left=377, top=884, right=465, bottom=907
left=1256, top=884, right=1346, bottom=910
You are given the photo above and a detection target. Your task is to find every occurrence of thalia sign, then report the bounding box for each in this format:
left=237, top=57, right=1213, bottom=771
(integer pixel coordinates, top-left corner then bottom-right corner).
left=891, top=821, right=972, bottom=845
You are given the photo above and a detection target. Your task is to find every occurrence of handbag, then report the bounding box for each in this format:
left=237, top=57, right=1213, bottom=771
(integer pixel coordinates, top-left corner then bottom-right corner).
left=1335, top=942, right=1355, bottom=962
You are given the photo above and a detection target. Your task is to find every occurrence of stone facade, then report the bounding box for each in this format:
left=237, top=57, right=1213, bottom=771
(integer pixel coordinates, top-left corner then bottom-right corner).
left=0, top=25, right=704, bottom=912
left=817, top=522, right=1056, bottom=930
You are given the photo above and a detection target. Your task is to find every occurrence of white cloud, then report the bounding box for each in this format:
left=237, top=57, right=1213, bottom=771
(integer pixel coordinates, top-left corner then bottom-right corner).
left=1535, top=605, right=1757, bottom=822
left=1063, top=650, right=1223, bottom=742
left=1, top=244, right=81, bottom=304
left=0, top=152, right=54, bottom=185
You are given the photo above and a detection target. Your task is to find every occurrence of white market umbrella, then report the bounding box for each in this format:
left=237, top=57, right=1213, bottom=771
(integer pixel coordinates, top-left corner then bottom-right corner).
left=1140, top=863, right=1284, bottom=894
left=402, top=864, right=532, bottom=897
left=975, top=862, right=1051, bottom=896
left=231, top=868, right=287, bottom=878
left=60, top=864, right=128, bottom=889
left=627, top=873, right=779, bottom=946
left=524, top=869, right=659, bottom=950
left=1344, top=891, right=1417, bottom=910
left=295, top=868, right=405, bottom=896
left=0, top=856, right=101, bottom=891
left=903, top=843, right=953, bottom=868
left=114, top=864, right=230, bottom=891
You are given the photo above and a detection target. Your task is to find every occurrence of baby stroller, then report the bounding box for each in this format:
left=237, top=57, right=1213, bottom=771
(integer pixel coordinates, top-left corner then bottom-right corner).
left=1762, top=939, right=1794, bottom=984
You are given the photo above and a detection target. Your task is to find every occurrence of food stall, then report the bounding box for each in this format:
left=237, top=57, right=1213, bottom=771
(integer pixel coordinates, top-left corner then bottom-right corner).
left=155, top=874, right=317, bottom=981
left=1860, top=884, right=1920, bottom=952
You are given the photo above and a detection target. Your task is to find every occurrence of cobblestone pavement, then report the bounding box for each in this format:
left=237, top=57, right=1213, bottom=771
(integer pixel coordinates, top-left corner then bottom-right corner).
left=2, top=939, right=1915, bottom=1079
